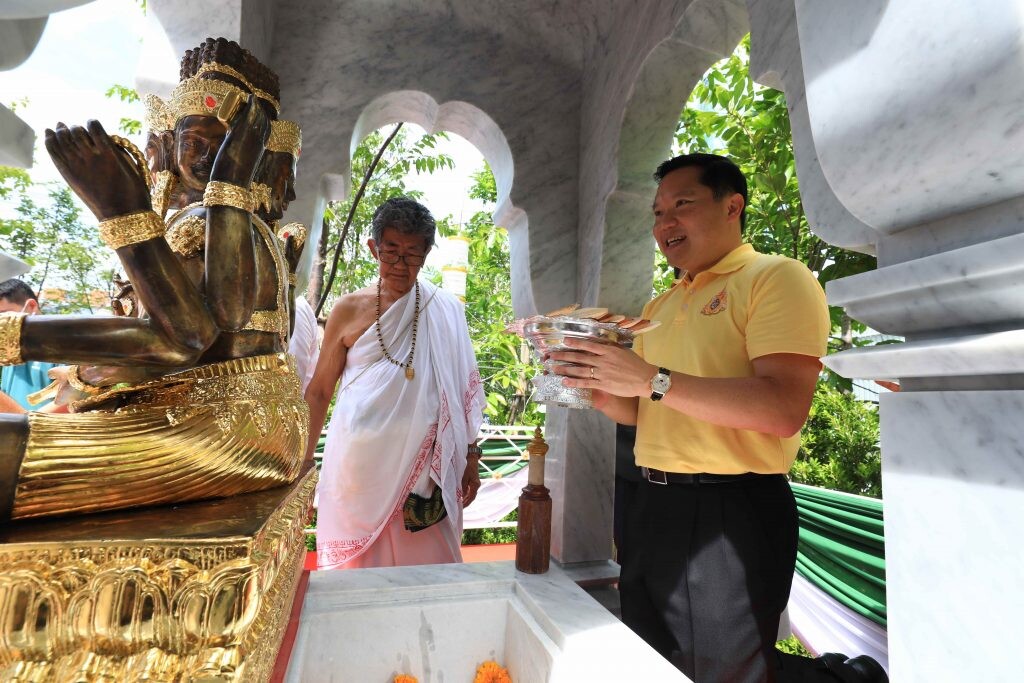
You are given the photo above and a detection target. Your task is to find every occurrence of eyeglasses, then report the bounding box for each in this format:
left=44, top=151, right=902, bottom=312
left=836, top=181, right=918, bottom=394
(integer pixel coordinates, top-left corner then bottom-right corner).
left=378, top=251, right=426, bottom=267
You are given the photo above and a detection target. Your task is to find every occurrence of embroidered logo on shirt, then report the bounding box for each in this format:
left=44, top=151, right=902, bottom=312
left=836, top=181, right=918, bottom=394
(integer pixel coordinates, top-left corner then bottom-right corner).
left=700, top=288, right=728, bottom=315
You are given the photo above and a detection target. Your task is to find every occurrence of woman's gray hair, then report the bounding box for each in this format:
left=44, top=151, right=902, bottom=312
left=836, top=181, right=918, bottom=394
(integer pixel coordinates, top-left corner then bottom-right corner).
left=370, top=197, right=436, bottom=249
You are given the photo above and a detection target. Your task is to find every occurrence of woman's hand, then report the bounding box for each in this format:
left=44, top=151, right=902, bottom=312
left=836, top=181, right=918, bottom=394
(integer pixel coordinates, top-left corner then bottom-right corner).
left=44, top=120, right=151, bottom=220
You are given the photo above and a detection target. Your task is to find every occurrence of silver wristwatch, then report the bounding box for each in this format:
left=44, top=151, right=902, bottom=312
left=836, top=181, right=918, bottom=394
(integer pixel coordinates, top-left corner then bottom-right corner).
left=650, top=367, right=671, bottom=401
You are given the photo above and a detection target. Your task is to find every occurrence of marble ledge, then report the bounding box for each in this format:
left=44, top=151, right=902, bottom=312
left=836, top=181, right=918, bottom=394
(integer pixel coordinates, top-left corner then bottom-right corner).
left=287, top=561, right=686, bottom=682
left=822, top=329, right=1024, bottom=380
left=0, top=104, right=34, bottom=168
left=826, top=232, right=1024, bottom=335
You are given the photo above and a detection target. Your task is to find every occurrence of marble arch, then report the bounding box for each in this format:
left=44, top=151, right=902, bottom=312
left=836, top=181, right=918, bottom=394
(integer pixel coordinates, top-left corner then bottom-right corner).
left=337, top=90, right=535, bottom=315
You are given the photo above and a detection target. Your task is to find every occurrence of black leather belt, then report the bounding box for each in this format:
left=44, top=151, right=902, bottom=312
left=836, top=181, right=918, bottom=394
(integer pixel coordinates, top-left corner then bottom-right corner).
left=640, top=467, right=767, bottom=486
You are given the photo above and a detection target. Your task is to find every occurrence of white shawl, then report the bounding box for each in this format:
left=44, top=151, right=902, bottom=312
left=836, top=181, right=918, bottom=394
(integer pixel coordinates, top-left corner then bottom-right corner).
left=316, top=280, right=484, bottom=568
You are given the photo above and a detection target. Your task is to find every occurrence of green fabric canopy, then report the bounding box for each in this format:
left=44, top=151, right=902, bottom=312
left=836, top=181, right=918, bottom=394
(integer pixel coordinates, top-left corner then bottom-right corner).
left=791, top=482, right=887, bottom=625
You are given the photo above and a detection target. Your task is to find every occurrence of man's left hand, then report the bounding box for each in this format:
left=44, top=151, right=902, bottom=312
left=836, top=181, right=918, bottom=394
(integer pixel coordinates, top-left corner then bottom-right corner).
left=461, top=456, right=481, bottom=508
left=548, top=338, right=656, bottom=398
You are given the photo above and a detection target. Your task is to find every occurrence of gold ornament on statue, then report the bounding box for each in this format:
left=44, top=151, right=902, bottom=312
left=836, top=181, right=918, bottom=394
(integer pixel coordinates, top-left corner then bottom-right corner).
left=277, top=221, right=307, bottom=252
left=267, top=119, right=301, bottom=156
left=252, top=182, right=273, bottom=213
left=99, top=211, right=166, bottom=250
left=168, top=76, right=250, bottom=126
left=193, top=61, right=281, bottom=114
left=151, top=169, right=176, bottom=217
left=203, top=181, right=256, bottom=212
left=143, top=93, right=174, bottom=132
left=110, top=134, right=152, bottom=194
left=0, top=312, right=26, bottom=366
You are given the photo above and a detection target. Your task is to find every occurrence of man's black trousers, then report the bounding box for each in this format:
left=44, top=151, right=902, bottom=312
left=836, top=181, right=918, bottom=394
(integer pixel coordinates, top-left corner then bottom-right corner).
left=619, top=473, right=798, bottom=683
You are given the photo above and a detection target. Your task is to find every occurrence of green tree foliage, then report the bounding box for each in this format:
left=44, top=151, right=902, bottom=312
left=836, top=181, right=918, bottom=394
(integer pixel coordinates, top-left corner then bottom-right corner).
left=311, top=126, right=454, bottom=308
left=676, top=35, right=884, bottom=496
left=438, top=165, right=542, bottom=426
left=0, top=168, right=114, bottom=312
left=673, top=36, right=877, bottom=373
left=792, top=384, right=882, bottom=498
left=104, top=84, right=142, bottom=136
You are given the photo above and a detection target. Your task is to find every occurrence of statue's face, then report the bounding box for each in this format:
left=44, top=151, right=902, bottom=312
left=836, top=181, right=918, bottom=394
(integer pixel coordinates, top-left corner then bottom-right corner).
left=259, top=150, right=297, bottom=220
left=174, top=115, right=226, bottom=192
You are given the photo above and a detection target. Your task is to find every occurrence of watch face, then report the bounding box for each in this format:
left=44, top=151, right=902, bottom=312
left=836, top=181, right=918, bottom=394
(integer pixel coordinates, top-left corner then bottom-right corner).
left=652, top=372, right=671, bottom=394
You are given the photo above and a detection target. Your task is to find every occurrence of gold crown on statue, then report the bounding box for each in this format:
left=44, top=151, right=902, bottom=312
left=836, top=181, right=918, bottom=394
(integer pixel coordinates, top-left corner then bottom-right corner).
left=169, top=76, right=250, bottom=126
left=143, top=94, right=174, bottom=132
left=277, top=222, right=307, bottom=252
left=267, top=120, right=301, bottom=156
left=193, top=61, right=281, bottom=113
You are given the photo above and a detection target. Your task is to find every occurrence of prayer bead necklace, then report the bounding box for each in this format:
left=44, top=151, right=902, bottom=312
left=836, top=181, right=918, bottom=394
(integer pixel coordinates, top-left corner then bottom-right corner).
left=375, top=279, right=419, bottom=380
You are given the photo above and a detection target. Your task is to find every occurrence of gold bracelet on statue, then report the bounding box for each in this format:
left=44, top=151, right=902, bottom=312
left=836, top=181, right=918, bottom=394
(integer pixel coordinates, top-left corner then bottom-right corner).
left=66, top=365, right=102, bottom=395
left=98, top=211, right=166, bottom=250
left=0, top=312, right=27, bottom=366
left=203, top=181, right=255, bottom=213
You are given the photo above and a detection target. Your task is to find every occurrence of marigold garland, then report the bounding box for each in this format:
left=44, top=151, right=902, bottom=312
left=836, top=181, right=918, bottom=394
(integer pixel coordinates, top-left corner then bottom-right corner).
left=473, top=660, right=512, bottom=683
left=394, top=675, right=417, bottom=683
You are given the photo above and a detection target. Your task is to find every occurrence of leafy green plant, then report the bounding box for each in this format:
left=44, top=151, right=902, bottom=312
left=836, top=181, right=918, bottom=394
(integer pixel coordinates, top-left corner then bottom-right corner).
left=675, top=35, right=877, bottom=378
left=793, top=384, right=882, bottom=498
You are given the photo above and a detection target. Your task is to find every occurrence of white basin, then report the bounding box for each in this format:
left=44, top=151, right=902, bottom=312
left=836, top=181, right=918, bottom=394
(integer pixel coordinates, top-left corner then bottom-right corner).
left=285, top=560, right=687, bottom=682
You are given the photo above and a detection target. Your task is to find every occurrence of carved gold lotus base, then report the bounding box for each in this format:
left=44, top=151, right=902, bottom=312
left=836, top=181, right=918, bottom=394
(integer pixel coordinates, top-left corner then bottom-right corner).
left=0, top=462, right=317, bottom=682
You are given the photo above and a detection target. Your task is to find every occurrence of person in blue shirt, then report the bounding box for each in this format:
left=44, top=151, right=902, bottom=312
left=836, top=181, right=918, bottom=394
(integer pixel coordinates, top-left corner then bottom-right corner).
left=0, top=279, right=57, bottom=411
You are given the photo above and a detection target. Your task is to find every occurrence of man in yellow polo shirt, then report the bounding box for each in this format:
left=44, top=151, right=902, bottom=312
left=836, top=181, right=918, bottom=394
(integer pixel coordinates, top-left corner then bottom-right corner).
left=552, top=154, right=885, bottom=683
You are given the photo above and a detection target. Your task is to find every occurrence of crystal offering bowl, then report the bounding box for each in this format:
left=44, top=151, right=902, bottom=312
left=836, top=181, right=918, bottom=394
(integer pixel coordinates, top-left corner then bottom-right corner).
left=521, top=317, right=632, bottom=409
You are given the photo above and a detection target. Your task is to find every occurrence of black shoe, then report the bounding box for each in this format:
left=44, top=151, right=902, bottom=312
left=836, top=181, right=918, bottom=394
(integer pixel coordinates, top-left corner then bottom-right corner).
left=820, top=652, right=889, bottom=683
left=845, top=655, right=888, bottom=683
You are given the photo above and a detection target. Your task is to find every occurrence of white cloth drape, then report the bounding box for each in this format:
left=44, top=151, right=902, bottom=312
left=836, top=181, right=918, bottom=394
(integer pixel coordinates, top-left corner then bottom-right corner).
left=288, top=296, right=320, bottom=394
left=316, top=280, right=483, bottom=569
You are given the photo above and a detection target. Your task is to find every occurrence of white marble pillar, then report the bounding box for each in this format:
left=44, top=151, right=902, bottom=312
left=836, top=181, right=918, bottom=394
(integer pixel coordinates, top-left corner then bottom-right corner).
left=750, top=1, right=1024, bottom=679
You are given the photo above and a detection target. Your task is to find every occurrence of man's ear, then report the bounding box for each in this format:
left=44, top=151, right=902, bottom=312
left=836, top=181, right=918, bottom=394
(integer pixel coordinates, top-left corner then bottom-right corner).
left=727, top=193, right=745, bottom=225
left=367, top=238, right=378, bottom=259
left=25, top=299, right=40, bottom=315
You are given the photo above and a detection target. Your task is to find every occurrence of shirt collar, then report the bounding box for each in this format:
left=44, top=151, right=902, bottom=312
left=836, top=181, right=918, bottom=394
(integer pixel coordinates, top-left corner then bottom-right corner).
left=681, top=243, right=757, bottom=287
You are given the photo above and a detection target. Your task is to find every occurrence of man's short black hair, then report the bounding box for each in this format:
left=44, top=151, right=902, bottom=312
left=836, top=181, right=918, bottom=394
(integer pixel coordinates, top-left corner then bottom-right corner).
left=0, top=279, right=37, bottom=306
left=654, top=153, right=748, bottom=233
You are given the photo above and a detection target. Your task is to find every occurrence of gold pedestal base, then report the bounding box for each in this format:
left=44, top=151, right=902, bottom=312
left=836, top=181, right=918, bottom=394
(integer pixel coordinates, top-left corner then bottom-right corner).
left=0, top=463, right=317, bottom=682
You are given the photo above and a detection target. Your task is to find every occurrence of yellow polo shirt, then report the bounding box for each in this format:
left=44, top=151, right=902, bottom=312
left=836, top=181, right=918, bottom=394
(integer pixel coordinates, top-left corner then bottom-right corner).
left=633, top=244, right=829, bottom=474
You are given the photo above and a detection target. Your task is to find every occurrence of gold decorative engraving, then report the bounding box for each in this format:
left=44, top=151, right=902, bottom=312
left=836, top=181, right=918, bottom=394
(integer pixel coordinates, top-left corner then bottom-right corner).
left=110, top=134, right=152, bottom=194
left=267, top=120, right=301, bottom=156
left=151, top=169, right=177, bottom=218
left=166, top=215, right=207, bottom=257
left=252, top=182, right=272, bottom=213
left=0, top=466, right=318, bottom=683
left=204, top=181, right=256, bottom=213
left=12, top=354, right=308, bottom=521
left=242, top=309, right=288, bottom=336
left=143, top=93, right=174, bottom=132
left=99, top=211, right=166, bottom=250
left=169, top=76, right=251, bottom=126
left=193, top=62, right=281, bottom=115
left=0, top=312, right=26, bottom=366
left=277, top=222, right=308, bottom=253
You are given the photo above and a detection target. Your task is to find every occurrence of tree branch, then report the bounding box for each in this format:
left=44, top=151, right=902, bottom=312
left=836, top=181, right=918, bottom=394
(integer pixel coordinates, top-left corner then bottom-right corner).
left=315, top=122, right=404, bottom=315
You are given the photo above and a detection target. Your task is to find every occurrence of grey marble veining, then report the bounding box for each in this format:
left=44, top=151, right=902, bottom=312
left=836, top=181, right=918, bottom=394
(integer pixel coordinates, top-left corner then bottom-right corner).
left=826, top=232, right=1024, bottom=336
left=880, top=392, right=1024, bottom=682
left=794, top=0, right=1024, bottom=234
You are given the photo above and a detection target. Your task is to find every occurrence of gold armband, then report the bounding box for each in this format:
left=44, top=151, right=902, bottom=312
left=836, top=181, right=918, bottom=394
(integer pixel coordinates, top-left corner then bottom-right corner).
left=203, top=181, right=255, bottom=213
left=0, top=312, right=27, bottom=366
left=98, top=211, right=165, bottom=250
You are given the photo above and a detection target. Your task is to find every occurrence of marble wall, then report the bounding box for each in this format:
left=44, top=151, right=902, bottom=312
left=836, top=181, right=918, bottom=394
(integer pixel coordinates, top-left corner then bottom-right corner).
left=747, top=0, right=1024, bottom=679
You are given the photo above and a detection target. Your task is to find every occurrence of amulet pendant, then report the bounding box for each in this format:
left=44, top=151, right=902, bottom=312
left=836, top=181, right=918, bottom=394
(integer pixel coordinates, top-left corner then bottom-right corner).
left=405, top=367, right=415, bottom=380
